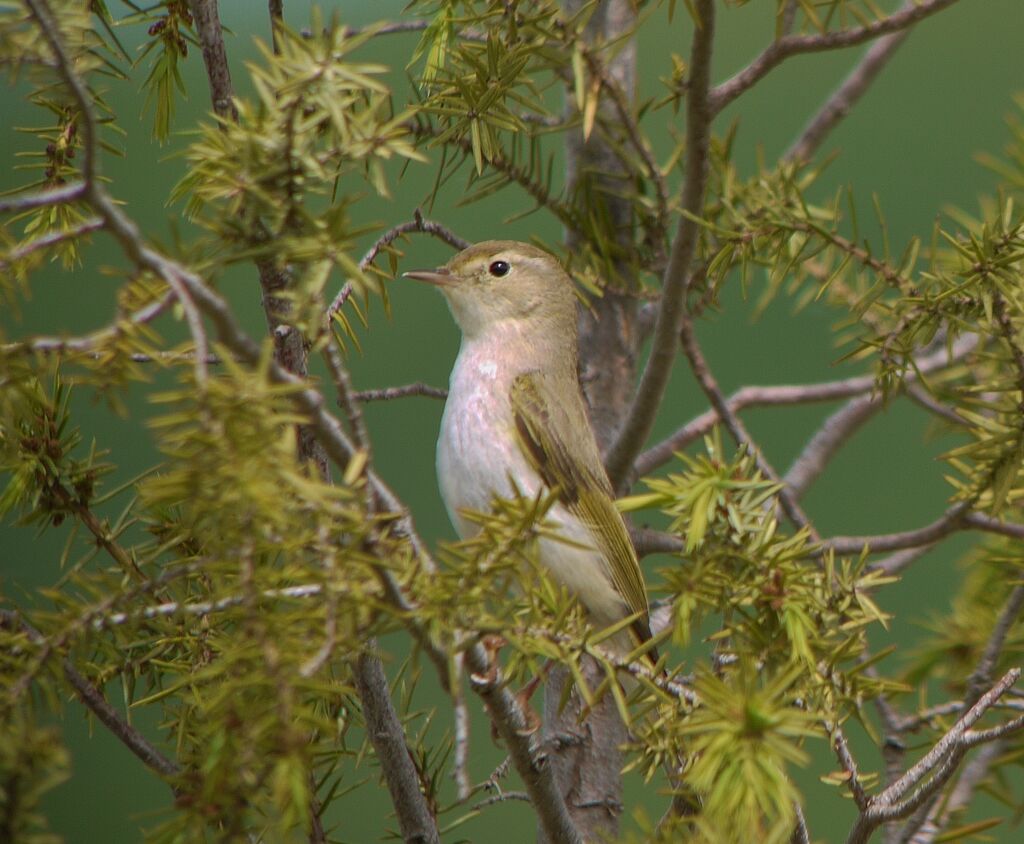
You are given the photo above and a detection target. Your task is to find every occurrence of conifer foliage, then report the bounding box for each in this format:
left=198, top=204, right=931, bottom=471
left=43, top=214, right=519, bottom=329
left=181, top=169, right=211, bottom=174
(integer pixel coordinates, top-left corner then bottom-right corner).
left=2, top=2, right=1024, bottom=842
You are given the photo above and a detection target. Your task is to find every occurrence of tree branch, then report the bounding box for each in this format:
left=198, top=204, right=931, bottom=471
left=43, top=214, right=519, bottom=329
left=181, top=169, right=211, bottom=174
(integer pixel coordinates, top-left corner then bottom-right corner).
left=0, top=181, right=85, bottom=213
left=634, top=325, right=977, bottom=481
left=785, top=24, right=912, bottom=163
left=823, top=503, right=1024, bottom=556
left=325, top=211, right=469, bottom=328
left=679, top=309, right=818, bottom=538
left=352, top=383, right=448, bottom=403
left=784, top=394, right=878, bottom=499
left=845, top=669, right=1024, bottom=844
left=353, top=650, right=441, bottom=844
left=0, top=611, right=181, bottom=783
left=186, top=0, right=238, bottom=122
left=604, top=0, right=716, bottom=490
left=710, top=0, right=961, bottom=115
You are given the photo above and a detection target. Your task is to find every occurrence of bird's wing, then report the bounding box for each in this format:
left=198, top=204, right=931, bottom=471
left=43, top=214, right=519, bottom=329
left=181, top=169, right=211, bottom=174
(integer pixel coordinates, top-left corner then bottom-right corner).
left=509, top=370, right=651, bottom=640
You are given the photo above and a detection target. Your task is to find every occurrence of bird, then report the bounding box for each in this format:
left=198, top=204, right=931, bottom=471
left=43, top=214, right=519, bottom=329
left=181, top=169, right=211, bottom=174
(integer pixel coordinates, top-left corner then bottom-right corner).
left=404, top=240, right=653, bottom=660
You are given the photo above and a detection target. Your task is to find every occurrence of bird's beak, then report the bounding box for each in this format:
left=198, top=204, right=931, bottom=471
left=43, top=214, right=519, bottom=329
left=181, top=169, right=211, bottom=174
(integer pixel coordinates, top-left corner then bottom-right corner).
left=403, top=267, right=453, bottom=287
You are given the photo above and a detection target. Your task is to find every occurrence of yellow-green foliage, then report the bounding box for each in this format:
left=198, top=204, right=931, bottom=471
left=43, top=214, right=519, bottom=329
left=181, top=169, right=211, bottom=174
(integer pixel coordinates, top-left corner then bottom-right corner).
left=3, top=2, right=1024, bottom=842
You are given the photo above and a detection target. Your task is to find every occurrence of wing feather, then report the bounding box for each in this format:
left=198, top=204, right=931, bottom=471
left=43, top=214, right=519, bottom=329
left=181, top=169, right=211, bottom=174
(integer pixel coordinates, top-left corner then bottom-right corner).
left=510, top=371, right=651, bottom=642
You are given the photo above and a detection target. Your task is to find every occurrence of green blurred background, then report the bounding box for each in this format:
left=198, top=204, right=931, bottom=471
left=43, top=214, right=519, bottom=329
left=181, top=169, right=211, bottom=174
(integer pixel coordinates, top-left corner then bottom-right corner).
left=1, top=0, right=1022, bottom=840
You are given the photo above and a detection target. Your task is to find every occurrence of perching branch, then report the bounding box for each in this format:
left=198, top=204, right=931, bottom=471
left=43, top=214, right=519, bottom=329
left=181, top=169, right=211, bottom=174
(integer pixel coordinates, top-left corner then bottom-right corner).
left=710, top=0, right=961, bottom=115
left=604, top=0, right=716, bottom=491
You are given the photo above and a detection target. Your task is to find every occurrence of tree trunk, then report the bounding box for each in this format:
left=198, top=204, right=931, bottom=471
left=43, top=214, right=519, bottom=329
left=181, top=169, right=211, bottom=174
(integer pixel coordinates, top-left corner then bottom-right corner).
left=541, top=2, right=641, bottom=842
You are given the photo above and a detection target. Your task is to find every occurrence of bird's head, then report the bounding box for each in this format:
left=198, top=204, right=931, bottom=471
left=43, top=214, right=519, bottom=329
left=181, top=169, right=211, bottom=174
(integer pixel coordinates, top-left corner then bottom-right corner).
left=404, top=240, right=577, bottom=340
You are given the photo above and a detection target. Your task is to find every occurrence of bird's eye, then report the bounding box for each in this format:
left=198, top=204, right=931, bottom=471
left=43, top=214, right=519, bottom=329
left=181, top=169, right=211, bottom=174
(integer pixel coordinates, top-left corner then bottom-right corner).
left=488, top=260, right=510, bottom=277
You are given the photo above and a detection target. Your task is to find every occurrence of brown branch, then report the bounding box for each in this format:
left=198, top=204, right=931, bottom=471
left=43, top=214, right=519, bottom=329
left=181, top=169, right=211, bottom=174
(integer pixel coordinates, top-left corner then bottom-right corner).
left=269, top=0, right=284, bottom=52
left=871, top=544, right=936, bottom=576
left=785, top=23, right=912, bottom=163
left=634, top=373, right=880, bottom=478
left=322, top=340, right=369, bottom=451
left=634, top=319, right=977, bottom=482
left=710, top=0, right=961, bottom=115
left=603, top=0, right=716, bottom=490
left=472, top=791, right=531, bottom=810
left=0, top=291, right=176, bottom=360
left=830, top=722, right=869, bottom=810
left=452, top=658, right=472, bottom=801
left=791, top=802, right=810, bottom=844
left=964, top=584, right=1024, bottom=708
left=908, top=739, right=1004, bottom=843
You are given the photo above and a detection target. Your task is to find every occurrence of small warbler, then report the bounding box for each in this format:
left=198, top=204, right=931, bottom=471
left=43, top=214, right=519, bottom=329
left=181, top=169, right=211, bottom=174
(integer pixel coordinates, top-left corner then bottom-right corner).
left=406, top=241, right=653, bottom=656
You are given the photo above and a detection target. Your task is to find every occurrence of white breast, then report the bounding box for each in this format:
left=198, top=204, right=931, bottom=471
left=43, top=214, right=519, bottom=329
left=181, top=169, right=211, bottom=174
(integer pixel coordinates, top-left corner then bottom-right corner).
left=437, top=335, right=538, bottom=536
left=435, top=327, right=629, bottom=630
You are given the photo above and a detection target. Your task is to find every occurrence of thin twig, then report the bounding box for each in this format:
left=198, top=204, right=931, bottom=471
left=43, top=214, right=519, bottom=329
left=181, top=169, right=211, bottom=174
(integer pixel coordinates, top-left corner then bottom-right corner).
left=452, top=656, right=472, bottom=801
left=831, top=721, right=869, bottom=810
left=634, top=333, right=977, bottom=480
left=964, top=584, right=1024, bottom=708
left=472, top=790, right=531, bottom=810
left=353, top=382, right=448, bottom=402
left=790, top=802, right=810, bottom=844
left=604, top=0, right=716, bottom=490
left=871, top=544, right=936, bottom=576
left=711, top=0, right=962, bottom=115
left=823, top=503, right=1024, bottom=556
left=0, top=181, right=85, bottom=214
left=0, top=217, right=104, bottom=265
left=905, top=739, right=1004, bottom=844
left=0, top=291, right=176, bottom=360
left=679, top=310, right=819, bottom=539
left=785, top=24, right=912, bottom=162
left=324, top=211, right=469, bottom=326
left=784, top=394, right=879, bottom=499
left=846, top=669, right=1024, bottom=844
left=0, top=611, right=181, bottom=782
